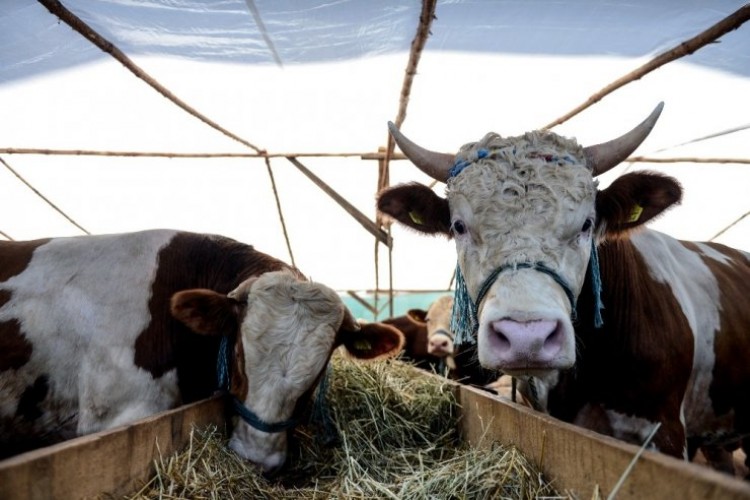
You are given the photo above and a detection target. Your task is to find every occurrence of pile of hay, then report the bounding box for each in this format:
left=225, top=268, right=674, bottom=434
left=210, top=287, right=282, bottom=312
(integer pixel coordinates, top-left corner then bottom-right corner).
left=129, top=356, right=567, bottom=499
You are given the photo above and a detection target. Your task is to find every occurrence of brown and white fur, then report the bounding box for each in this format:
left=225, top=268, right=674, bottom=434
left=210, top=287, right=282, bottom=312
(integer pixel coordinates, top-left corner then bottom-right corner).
left=377, top=104, right=750, bottom=476
left=0, top=229, right=404, bottom=473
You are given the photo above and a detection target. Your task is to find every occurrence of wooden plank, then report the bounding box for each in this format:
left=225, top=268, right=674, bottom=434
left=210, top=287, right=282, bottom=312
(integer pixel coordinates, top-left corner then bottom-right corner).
left=0, top=396, right=225, bottom=500
left=458, top=384, right=750, bottom=499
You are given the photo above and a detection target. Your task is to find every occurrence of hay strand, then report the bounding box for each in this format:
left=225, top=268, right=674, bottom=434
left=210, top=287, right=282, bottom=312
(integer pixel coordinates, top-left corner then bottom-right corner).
left=128, top=356, right=568, bottom=499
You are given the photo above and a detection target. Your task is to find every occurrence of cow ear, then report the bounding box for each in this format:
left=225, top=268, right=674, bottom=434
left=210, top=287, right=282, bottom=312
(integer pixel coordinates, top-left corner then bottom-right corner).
left=596, top=172, right=682, bottom=237
left=377, top=182, right=452, bottom=236
left=406, top=308, right=428, bottom=325
left=337, top=307, right=405, bottom=361
left=170, top=289, right=240, bottom=336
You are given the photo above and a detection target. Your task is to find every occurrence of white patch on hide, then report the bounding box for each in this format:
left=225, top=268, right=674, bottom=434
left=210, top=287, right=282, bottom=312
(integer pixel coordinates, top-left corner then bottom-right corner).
left=605, top=409, right=667, bottom=454
left=0, top=229, right=178, bottom=436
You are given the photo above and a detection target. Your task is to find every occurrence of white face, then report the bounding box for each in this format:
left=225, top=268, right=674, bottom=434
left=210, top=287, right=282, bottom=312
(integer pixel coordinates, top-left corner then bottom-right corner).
left=447, top=132, right=597, bottom=376
left=226, top=271, right=343, bottom=473
left=425, top=296, right=455, bottom=357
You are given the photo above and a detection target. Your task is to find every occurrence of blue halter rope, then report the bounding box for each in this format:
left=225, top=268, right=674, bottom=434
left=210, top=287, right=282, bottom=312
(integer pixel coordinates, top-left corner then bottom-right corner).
left=216, top=336, right=300, bottom=433
left=451, top=239, right=603, bottom=348
left=448, top=147, right=604, bottom=347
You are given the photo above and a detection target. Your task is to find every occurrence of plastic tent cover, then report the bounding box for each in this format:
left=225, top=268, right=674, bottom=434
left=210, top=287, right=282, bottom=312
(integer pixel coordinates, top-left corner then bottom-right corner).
left=1, top=1, right=749, bottom=316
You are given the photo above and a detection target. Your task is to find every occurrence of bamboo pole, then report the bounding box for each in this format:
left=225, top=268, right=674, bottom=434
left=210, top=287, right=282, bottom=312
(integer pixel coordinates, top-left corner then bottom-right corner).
left=711, top=210, right=750, bottom=241
left=0, top=148, right=409, bottom=161
left=285, top=157, right=391, bottom=247
left=628, top=157, right=750, bottom=165
left=0, top=157, right=89, bottom=235
left=543, top=4, right=750, bottom=130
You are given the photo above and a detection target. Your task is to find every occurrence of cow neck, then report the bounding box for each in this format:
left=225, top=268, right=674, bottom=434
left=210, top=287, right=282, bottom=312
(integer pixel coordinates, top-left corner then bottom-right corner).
left=216, top=336, right=298, bottom=433
left=450, top=239, right=603, bottom=349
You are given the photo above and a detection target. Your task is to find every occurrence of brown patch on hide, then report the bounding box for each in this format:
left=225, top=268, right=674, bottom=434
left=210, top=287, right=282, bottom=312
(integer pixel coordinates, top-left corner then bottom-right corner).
left=377, top=183, right=452, bottom=236
left=681, top=241, right=750, bottom=431
left=1, top=239, right=49, bottom=371
left=229, top=331, right=249, bottom=401
left=0, top=238, right=50, bottom=283
left=134, top=232, right=293, bottom=403
left=16, top=375, right=49, bottom=421
left=381, top=312, right=441, bottom=370
left=0, top=318, right=33, bottom=371
left=566, top=237, right=694, bottom=458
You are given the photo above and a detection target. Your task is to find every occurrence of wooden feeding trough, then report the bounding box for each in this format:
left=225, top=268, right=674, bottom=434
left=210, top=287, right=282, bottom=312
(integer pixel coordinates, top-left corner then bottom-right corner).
left=1, top=361, right=749, bottom=499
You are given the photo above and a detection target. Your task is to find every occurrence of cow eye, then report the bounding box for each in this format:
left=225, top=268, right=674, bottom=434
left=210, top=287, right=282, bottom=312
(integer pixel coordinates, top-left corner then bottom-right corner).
left=451, top=220, right=467, bottom=235
left=581, top=218, right=593, bottom=233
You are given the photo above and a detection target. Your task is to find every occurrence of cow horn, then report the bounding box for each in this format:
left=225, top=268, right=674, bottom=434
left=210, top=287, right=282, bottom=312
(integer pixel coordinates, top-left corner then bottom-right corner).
left=388, top=121, right=455, bottom=182
left=584, top=102, right=664, bottom=176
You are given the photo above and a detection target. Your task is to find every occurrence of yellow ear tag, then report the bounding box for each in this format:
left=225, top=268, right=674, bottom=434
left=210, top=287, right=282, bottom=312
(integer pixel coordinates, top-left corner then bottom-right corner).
left=628, top=204, right=644, bottom=223
left=353, top=339, right=372, bottom=352
left=408, top=211, right=424, bottom=225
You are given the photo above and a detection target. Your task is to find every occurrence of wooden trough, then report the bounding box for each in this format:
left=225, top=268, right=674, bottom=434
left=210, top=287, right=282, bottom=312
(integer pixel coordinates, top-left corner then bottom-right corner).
left=1, top=370, right=749, bottom=499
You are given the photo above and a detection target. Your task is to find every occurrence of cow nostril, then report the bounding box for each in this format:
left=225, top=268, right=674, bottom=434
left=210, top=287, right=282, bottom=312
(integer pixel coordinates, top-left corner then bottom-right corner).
left=542, top=323, right=563, bottom=351
left=491, top=324, right=511, bottom=350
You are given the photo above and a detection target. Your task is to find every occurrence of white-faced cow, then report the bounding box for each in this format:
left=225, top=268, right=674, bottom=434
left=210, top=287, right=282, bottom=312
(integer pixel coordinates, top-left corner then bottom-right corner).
left=377, top=103, right=750, bottom=473
left=381, top=310, right=440, bottom=371
left=0, top=229, right=404, bottom=473
left=422, top=296, right=456, bottom=367
left=383, top=295, right=507, bottom=388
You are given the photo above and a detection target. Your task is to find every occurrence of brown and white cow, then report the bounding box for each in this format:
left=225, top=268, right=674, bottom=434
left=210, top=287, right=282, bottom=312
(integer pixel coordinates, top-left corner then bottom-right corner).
left=422, top=296, right=456, bottom=367
left=382, top=296, right=456, bottom=373
left=381, top=310, right=441, bottom=371
left=0, top=229, right=404, bottom=473
left=384, top=295, right=507, bottom=388
left=377, top=103, right=750, bottom=473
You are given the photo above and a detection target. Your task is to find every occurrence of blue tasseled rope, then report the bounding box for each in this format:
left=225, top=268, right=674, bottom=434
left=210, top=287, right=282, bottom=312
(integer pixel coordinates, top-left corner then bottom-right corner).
left=450, top=252, right=604, bottom=348
left=450, top=264, right=476, bottom=348
left=448, top=147, right=605, bottom=346
left=589, top=238, right=604, bottom=328
left=310, top=364, right=338, bottom=446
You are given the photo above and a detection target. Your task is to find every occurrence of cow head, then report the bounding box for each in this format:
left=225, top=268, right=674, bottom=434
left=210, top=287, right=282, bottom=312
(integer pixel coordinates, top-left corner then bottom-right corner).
left=408, top=296, right=455, bottom=360
left=170, top=270, right=404, bottom=473
left=377, top=103, right=681, bottom=377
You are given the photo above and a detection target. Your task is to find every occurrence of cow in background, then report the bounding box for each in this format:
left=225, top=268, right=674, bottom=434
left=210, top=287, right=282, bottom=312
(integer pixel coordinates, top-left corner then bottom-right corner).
left=0, top=229, right=404, bottom=473
left=381, top=310, right=441, bottom=371
left=422, top=296, right=456, bottom=370
left=377, top=102, right=750, bottom=475
left=384, top=295, right=498, bottom=387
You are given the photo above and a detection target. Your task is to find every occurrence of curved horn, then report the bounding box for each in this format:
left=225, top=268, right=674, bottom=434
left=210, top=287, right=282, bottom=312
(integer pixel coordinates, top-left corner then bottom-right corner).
left=388, top=121, right=455, bottom=182
left=584, top=102, right=664, bottom=176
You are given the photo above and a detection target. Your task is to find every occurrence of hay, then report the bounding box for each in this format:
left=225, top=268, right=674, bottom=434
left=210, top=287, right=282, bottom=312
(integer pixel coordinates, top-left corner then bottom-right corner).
left=128, top=356, right=570, bottom=499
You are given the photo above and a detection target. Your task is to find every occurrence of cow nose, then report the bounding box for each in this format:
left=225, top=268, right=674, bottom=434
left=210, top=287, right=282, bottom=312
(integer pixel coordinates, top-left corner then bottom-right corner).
left=490, top=319, right=562, bottom=365
left=431, top=339, right=448, bottom=349
left=428, top=334, right=453, bottom=356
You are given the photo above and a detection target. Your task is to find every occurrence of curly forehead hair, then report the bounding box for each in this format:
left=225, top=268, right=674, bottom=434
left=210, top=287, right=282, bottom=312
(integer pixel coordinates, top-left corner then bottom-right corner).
left=446, top=131, right=597, bottom=207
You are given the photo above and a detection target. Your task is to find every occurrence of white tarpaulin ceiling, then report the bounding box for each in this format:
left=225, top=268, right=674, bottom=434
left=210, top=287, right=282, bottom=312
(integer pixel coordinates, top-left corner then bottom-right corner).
left=1, top=1, right=749, bottom=292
